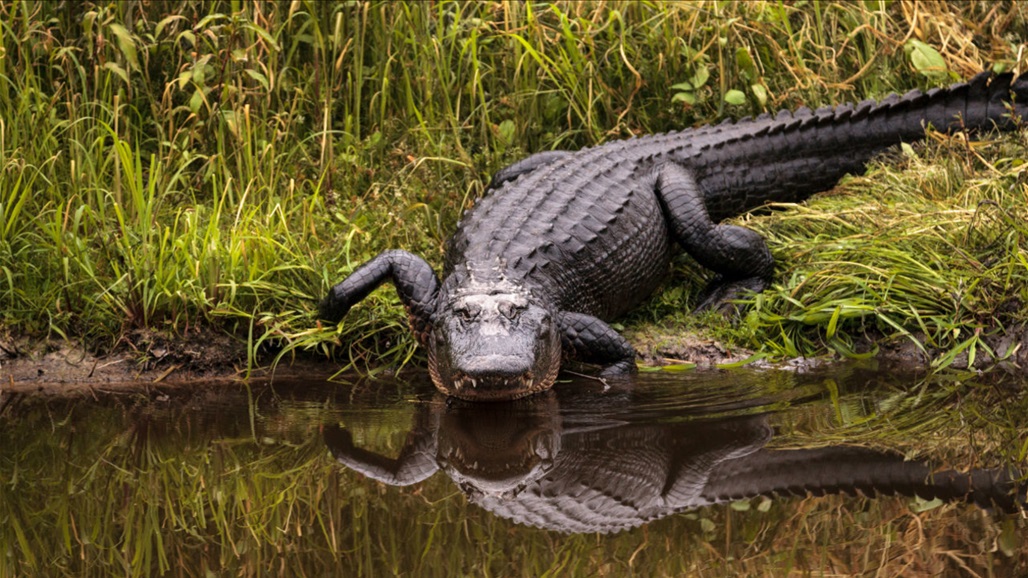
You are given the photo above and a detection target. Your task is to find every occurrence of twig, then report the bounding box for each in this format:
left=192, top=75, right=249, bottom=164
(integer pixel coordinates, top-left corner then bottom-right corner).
left=562, top=369, right=610, bottom=391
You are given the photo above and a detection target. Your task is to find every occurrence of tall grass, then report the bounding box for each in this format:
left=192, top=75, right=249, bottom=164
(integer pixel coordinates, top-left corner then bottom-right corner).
left=0, top=1, right=1025, bottom=368
left=741, top=136, right=1028, bottom=366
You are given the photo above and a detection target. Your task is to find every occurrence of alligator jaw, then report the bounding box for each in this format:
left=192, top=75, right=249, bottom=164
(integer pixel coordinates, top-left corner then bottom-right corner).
left=446, top=371, right=547, bottom=401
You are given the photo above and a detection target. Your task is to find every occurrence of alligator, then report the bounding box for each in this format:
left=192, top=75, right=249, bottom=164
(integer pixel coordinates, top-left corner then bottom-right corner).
left=320, top=72, right=1028, bottom=401
left=324, top=392, right=1025, bottom=534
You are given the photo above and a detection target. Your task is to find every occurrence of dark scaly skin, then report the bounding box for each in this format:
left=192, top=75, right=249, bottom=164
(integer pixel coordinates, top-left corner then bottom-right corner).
left=325, top=397, right=1025, bottom=534
left=319, top=250, right=439, bottom=345
left=320, top=72, right=1028, bottom=401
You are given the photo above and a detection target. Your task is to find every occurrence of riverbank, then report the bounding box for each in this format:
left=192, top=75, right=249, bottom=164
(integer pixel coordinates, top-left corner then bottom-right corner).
left=1, top=2, right=1026, bottom=392
left=5, top=317, right=1026, bottom=397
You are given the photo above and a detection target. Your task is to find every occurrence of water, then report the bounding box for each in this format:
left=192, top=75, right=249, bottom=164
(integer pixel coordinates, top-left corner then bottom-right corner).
left=1, top=365, right=1026, bottom=576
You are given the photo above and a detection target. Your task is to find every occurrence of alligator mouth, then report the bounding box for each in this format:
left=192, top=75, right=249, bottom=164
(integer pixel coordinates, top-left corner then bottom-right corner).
left=442, top=437, right=552, bottom=498
left=427, top=335, right=562, bottom=401
left=446, top=370, right=545, bottom=401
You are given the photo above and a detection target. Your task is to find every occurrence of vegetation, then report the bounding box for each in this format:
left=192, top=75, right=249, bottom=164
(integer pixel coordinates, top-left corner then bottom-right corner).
left=0, top=1, right=1026, bottom=372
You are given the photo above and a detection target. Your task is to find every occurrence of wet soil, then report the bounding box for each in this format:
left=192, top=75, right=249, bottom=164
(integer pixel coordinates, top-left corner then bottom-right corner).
left=626, top=323, right=1028, bottom=371
left=3, top=322, right=1026, bottom=396
left=0, top=329, right=337, bottom=395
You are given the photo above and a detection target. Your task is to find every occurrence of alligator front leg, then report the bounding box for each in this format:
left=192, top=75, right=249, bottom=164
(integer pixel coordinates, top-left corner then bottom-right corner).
left=323, top=424, right=439, bottom=486
left=656, top=163, right=775, bottom=311
left=319, top=250, right=440, bottom=345
left=558, top=311, right=637, bottom=375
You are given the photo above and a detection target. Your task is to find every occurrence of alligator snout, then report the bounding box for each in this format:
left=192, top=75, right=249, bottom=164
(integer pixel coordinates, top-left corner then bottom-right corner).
left=448, top=352, right=539, bottom=398
left=459, top=354, right=534, bottom=377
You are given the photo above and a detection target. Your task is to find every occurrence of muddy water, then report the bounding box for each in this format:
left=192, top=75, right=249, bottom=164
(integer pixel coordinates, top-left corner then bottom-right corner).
left=1, top=365, right=1026, bottom=576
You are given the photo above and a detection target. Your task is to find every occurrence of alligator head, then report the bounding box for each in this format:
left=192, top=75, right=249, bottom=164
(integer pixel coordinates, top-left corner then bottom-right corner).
left=437, top=394, right=561, bottom=497
left=428, top=275, right=562, bottom=401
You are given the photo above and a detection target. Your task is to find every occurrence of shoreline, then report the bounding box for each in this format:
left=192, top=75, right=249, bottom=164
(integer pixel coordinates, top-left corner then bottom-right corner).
left=5, top=324, right=1024, bottom=397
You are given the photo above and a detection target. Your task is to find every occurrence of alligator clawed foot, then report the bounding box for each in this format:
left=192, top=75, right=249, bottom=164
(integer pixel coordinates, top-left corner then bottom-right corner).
left=694, top=276, right=769, bottom=316
left=595, top=360, right=638, bottom=391
left=562, top=360, right=634, bottom=394
left=598, top=359, right=638, bottom=377
left=322, top=425, right=356, bottom=453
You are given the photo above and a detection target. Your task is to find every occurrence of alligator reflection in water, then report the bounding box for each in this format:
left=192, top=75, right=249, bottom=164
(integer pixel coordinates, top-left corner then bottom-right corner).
left=325, top=391, right=1025, bottom=534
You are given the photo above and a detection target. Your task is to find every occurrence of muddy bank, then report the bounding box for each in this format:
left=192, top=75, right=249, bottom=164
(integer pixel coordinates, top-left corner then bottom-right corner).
left=626, top=322, right=1028, bottom=369
left=3, top=324, right=1026, bottom=396
left=1, top=330, right=274, bottom=396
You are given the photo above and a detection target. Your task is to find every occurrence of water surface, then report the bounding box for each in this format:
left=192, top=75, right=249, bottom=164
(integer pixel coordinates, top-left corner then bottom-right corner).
left=1, top=365, right=1026, bottom=576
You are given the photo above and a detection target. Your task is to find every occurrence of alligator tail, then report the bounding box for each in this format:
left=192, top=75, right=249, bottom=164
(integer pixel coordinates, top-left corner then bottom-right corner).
left=692, top=72, right=1028, bottom=217
left=701, top=446, right=1025, bottom=512
left=883, top=71, right=1028, bottom=134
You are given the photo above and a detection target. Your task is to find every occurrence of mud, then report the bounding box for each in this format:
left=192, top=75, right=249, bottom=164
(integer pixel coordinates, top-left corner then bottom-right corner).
left=624, top=328, right=755, bottom=367
left=3, top=323, right=1026, bottom=396
left=1, top=329, right=272, bottom=395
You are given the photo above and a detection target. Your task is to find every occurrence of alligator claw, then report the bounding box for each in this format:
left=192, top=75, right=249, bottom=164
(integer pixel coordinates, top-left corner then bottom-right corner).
left=598, top=359, right=637, bottom=377
left=694, top=276, right=769, bottom=316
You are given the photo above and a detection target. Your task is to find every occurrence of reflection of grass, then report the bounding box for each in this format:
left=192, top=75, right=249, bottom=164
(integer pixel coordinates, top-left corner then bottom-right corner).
left=0, top=372, right=1025, bottom=576
left=0, top=398, right=350, bottom=576
left=0, top=2, right=1025, bottom=373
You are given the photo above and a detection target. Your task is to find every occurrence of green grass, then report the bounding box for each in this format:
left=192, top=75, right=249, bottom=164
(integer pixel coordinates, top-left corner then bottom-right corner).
left=738, top=135, right=1028, bottom=366
left=0, top=1, right=1026, bottom=371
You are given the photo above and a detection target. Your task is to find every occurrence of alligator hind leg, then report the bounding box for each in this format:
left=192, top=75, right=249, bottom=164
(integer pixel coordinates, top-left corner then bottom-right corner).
left=319, top=250, right=440, bottom=345
left=557, top=312, right=637, bottom=375
left=655, top=163, right=774, bottom=312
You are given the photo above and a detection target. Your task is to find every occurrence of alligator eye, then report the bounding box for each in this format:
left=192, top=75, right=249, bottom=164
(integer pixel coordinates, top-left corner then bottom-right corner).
left=499, top=302, right=523, bottom=321
left=451, top=306, right=469, bottom=325
left=454, top=304, right=479, bottom=325
left=498, top=302, right=515, bottom=320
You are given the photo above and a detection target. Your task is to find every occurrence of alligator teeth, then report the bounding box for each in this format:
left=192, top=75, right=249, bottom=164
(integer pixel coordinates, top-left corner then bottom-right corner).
left=448, top=370, right=546, bottom=398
